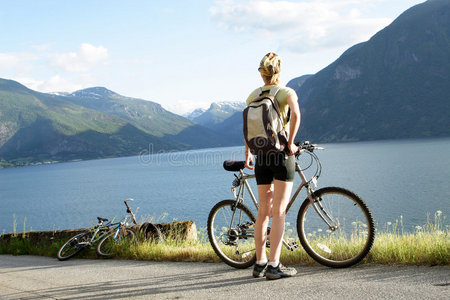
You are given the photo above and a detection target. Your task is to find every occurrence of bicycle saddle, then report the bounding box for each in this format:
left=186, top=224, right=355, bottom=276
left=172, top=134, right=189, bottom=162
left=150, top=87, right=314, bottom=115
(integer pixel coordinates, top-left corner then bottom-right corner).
left=223, top=160, right=246, bottom=172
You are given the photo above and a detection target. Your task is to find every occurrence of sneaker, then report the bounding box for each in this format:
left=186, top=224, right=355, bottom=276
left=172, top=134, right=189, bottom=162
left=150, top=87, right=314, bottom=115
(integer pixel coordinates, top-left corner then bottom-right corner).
left=266, top=263, right=297, bottom=280
left=252, top=262, right=267, bottom=278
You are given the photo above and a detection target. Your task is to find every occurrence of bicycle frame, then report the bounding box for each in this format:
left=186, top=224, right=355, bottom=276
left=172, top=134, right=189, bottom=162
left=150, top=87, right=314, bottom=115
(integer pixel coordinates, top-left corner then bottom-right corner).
left=230, top=150, right=338, bottom=250
left=92, top=199, right=137, bottom=242
left=79, top=213, right=133, bottom=246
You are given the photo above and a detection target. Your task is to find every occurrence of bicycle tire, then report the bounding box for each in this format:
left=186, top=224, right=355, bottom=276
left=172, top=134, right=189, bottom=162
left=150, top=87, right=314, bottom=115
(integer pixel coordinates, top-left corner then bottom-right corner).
left=297, top=187, right=375, bottom=268
left=207, top=200, right=257, bottom=269
left=57, top=231, right=92, bottom=261
left=96, top=228, right=135, bottom=257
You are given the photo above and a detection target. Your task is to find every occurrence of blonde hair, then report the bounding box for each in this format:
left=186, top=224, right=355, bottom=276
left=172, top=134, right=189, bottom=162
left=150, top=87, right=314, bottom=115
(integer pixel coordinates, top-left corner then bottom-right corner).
left=258, top=52, right=282, bottom=85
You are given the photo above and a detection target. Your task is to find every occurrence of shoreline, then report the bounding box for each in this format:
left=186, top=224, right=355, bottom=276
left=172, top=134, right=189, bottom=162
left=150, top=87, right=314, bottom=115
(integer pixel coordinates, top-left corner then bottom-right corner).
left=2, top=136, right=449, bottom=170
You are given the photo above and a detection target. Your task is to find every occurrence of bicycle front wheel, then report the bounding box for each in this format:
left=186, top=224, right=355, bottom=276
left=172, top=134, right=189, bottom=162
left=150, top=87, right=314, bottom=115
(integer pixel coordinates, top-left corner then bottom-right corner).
left=97, top=228, right=135, bottom=257
left=297, top=187, right=375, bottom=268
left=57, top=231, right=93, bottom=261
left=207, top=200, right=256, bottom=269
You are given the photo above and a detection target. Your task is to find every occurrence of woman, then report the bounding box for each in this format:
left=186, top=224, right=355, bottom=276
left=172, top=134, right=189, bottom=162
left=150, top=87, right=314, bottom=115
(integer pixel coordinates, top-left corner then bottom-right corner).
left=244, top=52, right=301, bottom=280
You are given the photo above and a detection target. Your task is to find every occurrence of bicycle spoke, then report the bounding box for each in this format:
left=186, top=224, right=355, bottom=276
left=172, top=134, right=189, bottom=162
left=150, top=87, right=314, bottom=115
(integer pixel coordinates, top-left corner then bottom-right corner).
left=208, top=200, right=256, bottom=269
left=298, top=187, right=375, bottom=268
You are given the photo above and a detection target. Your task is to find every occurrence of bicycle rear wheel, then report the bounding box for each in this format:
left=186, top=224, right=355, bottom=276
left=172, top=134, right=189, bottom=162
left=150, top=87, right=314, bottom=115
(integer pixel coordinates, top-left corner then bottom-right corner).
left=57, top=231, right=92, bottom=261
left=97, top=228, right=135, bottom=257
left=297, top=187, right=375, bottom=268
left=207, top=200, right=256, bottom=269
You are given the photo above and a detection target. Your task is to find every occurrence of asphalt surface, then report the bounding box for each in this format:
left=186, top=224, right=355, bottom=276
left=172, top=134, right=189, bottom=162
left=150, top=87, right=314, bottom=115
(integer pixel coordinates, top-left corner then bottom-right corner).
left=0, top=255, right=448, bottom=299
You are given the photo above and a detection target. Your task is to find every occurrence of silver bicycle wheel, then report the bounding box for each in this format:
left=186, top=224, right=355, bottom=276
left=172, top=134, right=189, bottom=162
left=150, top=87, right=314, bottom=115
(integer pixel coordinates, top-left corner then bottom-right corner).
left=57, top=231, right=92, bottom=261
left=207, top=200, right=256, bottom=269
left=297, top=187, right=375, bottom=268
left=97, top=228, right=135, bottom=257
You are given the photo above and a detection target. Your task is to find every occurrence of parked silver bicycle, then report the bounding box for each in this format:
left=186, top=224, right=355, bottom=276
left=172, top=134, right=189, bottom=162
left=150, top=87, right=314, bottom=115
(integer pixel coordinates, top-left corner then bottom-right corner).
left=207, top=141, right=375, bottom=269
left=58, top=199, right=137, bottom=260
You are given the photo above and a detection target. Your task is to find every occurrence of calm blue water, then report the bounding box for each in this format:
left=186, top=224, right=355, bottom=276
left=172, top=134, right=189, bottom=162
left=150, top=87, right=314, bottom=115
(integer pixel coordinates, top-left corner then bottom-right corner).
left=1, top=138, right=449, bottom=234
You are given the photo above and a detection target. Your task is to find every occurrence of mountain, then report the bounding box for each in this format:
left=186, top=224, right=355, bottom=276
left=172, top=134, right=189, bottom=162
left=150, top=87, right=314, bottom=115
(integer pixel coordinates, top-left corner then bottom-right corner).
left=189, top=101, right=246, bottom=128
left=286, top=75, right=313, bottom=90
left=66, top=87, right=197, bottom=136
left=186, top=0, right=450, bottom=145
left=65, top=87, right=225, bottom=148
left=0, top=80, right=227, bottom=167
left=291, top=0, right=450, bottom=142
left=186, top=101, right=246, bottom=145
left=209, top=111, right=243, bottom=145
left=184, top=108, right=206, bottom=121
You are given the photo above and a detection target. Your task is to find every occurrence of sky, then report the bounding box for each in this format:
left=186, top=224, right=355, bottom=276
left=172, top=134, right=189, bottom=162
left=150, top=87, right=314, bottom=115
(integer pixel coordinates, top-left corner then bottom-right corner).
left=0, top=0, right=425, bottom=115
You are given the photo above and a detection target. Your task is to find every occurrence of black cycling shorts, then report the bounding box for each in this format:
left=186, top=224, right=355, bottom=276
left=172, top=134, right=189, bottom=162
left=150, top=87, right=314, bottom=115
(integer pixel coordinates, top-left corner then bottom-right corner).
left=255, top=153, right=295, bottom=185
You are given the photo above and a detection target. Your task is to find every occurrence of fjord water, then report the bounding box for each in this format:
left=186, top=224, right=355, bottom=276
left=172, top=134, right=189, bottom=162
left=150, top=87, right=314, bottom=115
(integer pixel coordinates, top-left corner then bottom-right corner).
left=1, top=138, right=449, bottom=235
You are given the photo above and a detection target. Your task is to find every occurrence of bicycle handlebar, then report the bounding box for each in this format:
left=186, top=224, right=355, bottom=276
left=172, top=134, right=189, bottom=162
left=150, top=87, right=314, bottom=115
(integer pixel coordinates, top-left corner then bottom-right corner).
left=294, top=141, right=324, bottom=156
left=123, top=198, right=138, bottom=225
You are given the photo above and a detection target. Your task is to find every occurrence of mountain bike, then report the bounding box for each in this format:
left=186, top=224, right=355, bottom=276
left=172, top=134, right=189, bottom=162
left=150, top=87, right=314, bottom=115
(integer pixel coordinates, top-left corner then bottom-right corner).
left=57, top=199, right=138, bottom=260
left=207, top=141, right=375, bottom=269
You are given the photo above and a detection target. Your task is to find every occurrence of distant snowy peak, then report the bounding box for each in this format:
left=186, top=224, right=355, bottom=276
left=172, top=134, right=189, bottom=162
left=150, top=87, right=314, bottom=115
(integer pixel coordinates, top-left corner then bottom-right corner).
left=188, top=101, right=246, bottom=126
left=207, top=102, right=246, bottom=116
left=210, top=101, right=246, bottom=111
left=69, top=87, right=118, bottom=99
left=184, top=108, right=207, bottom=121
left=185, top=101, right=246, bottom=121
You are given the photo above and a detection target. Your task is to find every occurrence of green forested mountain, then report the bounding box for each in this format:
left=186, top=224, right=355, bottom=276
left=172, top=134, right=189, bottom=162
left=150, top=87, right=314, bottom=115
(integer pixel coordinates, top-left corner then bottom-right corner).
left=64, top=87, right=226, bottom=148
left=291, top=0, right=450, bottom=142
left=0, top=80, right=225, bottom=166
left=66, top=87, right=194, bottom=137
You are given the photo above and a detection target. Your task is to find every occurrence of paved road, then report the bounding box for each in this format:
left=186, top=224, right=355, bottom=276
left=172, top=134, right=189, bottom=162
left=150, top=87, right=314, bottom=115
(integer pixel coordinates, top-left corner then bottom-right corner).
left=0, top=255, right=448, bottom=299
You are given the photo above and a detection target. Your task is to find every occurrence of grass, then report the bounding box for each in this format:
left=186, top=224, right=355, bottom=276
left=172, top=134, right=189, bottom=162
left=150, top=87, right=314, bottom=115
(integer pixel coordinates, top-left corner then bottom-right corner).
left=1, top=212, right=448, bottom=266
left=367, top=211, right=449, bottom=265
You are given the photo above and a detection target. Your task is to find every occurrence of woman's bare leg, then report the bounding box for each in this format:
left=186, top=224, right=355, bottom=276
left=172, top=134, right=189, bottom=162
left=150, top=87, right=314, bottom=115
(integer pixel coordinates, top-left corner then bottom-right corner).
left=254, top=184, right=273, bottom=263
left=269, top=179, right=293, bottom=264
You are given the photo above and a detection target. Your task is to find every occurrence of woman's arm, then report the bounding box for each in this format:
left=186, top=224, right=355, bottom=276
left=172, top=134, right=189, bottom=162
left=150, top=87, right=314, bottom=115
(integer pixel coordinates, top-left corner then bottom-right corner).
left=244, top=139, right=254, bottom=170
left=286, top=93, right=301, bottom=154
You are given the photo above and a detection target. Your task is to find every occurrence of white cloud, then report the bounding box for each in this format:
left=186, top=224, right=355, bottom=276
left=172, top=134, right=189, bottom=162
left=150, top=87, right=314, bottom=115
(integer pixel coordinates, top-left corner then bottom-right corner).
left=31, top=43, right=52, bottom=51
left=11, top=76, right=44, bottom=91
left=38, top=75, right=83, bottom=93
left=0, top=52, right=38, bottom=69
left=163, top=100, right=212, bottom=115
left=12, top=75, right=83, bottom=93
left=52, top=43, right=109, bottom=72
left=210, top=0, right=394, bottom=53
left=0, top=53, right=20, bottom=68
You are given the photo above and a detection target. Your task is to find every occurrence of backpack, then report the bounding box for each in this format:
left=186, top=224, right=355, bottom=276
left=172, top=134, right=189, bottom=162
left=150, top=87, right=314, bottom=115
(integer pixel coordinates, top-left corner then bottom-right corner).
left=243, top=86, right=289, bottom=155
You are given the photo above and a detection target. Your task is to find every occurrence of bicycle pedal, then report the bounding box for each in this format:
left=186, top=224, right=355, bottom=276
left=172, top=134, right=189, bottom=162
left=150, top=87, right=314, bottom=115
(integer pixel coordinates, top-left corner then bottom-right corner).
left=288, top=241, right=299, bottom=251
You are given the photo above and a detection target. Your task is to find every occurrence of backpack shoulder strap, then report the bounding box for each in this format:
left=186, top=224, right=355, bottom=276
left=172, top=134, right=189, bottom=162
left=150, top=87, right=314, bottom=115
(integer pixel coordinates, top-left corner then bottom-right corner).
left=269, top=86, right=281, bottom=97
left=267, top=86, right=285, bottom=126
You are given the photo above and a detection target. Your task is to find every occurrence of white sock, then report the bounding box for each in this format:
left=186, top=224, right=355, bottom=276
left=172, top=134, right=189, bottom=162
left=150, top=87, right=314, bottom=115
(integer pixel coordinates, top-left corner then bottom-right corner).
left=256, top=259, right=268, bottom=266
left=268, top=261, right=279, bottom=268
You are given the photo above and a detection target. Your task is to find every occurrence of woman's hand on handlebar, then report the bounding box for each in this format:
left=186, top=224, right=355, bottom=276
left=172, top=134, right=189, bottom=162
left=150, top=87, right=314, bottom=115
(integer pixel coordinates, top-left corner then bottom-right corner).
left=287, top=142, right=299, bottom=155
left=245, top=153, right=254, bottom=170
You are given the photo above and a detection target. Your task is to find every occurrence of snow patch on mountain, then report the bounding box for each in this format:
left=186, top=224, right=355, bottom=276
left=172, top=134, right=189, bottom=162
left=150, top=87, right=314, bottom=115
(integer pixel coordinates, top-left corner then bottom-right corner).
left=69, top=87, right=117, bottom=99
left=184, top=108, right=207, bottom=121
